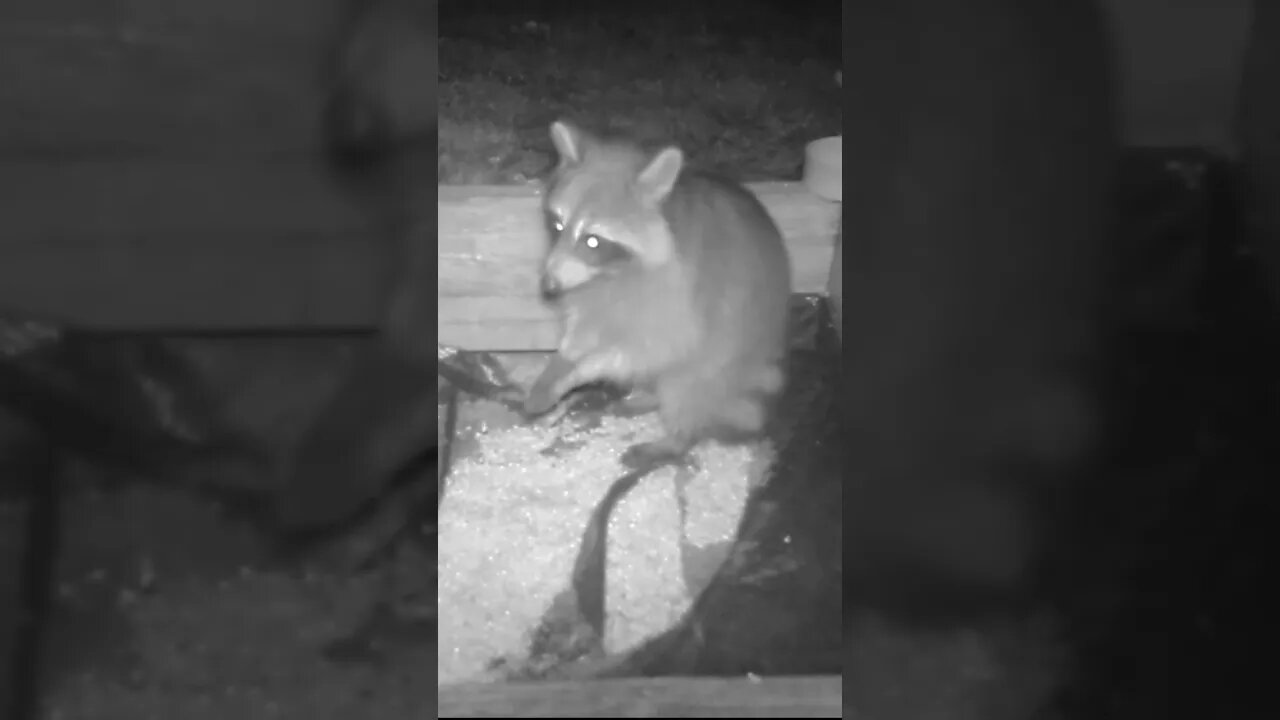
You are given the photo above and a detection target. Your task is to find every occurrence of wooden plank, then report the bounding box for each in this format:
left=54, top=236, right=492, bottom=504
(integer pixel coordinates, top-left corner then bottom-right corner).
left=0, top=160, right=838, bottom=342
left=0, top=159, right=366, bottom=237
left=0, top=0, right=337, bottom=34
left=438, top=675, right=844, bottom=718
left=0, top=158, right=389, bottom=331
left=829, top=210, right=843, bottom=343
left=438, top=183, right=841, bottom=351
left=0, top=1, right=345, bottom=157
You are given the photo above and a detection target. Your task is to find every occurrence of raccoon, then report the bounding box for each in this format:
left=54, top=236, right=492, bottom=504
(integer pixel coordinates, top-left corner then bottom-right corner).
left=524, top=120, right=792, bottom=470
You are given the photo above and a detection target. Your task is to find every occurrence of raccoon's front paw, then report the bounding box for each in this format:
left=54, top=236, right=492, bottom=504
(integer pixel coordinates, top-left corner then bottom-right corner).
left=492, top=385, right=527, bottom=412
left=523, top=353, right=578, bottom=420
left=620, top=440, right=693, bottom=472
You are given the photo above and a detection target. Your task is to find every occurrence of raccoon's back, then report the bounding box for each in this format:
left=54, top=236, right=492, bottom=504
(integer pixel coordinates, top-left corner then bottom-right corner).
left=663, top=171, right=792, bottom=362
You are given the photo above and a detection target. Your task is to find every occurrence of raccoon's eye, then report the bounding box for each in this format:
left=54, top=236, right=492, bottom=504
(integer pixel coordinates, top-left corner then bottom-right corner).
left=544, top=209, right=566, bottom=235
left=579, top=233, right=632, bottom=265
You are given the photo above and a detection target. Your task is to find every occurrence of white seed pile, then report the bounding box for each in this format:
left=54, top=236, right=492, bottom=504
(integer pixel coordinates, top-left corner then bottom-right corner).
left=436, top=407, right=765, bottom=687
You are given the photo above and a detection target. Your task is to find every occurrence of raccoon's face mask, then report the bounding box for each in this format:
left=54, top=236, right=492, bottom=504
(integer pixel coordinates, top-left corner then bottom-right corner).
left=540, top=212, right=635, bottom=299
left=538, top=119, right=682, bottom=299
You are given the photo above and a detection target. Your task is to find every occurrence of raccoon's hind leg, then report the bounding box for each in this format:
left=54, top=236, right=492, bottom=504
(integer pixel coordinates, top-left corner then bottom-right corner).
left=619, top=368, right=729, bottom=470
left=618, top=378, right=695, bottom=469
left=707, top=362, right=784, bottom=443
left=620, top=434, right=695, bottom=471
left=620, top=360, right=782, bottom=469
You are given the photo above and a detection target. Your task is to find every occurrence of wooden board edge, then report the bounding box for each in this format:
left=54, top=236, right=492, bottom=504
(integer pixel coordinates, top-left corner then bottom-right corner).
left=438, top=674, right=843, bottom=718
left=827, top=207, right=843, bottom=344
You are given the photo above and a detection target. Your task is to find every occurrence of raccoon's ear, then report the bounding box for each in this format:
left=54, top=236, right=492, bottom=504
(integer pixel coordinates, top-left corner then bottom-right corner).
left=549, top=120, right=586, bottom=165
left=636, top=146, right=683, bottom=204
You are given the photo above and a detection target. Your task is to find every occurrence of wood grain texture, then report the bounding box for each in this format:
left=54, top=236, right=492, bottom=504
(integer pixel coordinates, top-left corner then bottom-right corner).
left=0, top=0, right=345, bottom=157
left=438, top=675, right=844, bottom=718
left=0, top=170, right=839, bottom=347
left=828, top=212, right=843, bottom=343
left=0, top=158, right=386, bottom=331
left=438, top=182, right=841, bottom=351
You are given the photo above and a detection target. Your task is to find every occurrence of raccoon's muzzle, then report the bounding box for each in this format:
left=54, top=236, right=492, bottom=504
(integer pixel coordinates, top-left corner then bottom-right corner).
left=541, top=252, right=598, bottom=298
left=540, top=272, right=563, bottom=300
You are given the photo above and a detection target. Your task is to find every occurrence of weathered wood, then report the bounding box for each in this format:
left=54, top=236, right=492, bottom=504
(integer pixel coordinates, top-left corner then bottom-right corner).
left=0, top=161, right=839, bottom=343
left=0, top=1, right=393, bottom=332
left=439, top=183, right=841, bottom=351
left=829, top=213, right=843, bottom=343
left=438, top=675, right=844, bottom=718
left=0, top=0, right=344, bottom=157
left=0, top=159, right=387, bottom=331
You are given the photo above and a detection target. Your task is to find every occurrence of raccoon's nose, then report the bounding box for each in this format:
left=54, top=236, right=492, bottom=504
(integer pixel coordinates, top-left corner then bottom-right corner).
left=540, top=273, right=562, bottom=300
